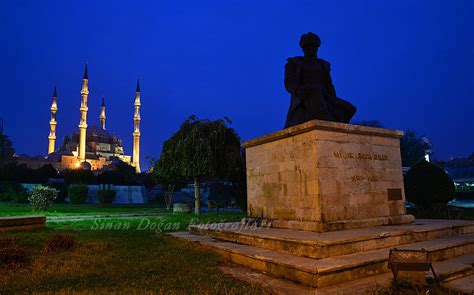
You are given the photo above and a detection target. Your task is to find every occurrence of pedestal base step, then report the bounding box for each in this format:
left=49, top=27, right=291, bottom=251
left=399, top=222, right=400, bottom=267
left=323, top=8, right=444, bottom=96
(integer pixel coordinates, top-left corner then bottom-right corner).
left=190, top=219, right=474, bottom=260
left=171, top=231, right=474, bottom=288
left=243, top=214, right=416, bottom=232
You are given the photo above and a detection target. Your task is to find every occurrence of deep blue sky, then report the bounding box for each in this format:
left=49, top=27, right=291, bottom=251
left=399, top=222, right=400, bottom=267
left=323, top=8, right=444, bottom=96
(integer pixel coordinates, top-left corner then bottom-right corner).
left=1, top=0, right=473, bottom=170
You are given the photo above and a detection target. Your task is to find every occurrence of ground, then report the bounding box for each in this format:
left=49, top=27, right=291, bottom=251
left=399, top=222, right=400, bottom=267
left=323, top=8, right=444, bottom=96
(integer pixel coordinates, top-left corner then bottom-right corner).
left=0, top=203, right=265, bottom=294
left=1, top=203, right=473, bottom=294
left=0, top=203, right=169, bottom=217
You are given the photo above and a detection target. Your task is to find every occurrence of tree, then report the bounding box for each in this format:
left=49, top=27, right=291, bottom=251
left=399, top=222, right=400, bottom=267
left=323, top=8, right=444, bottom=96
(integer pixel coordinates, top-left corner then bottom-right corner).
left=404, top=159, right=455, bottom=209
left=0, top=134, right=15, bottom=167
left=400, top=130, right=431, bottom=167
left=155, top=115, right=243, bottom=215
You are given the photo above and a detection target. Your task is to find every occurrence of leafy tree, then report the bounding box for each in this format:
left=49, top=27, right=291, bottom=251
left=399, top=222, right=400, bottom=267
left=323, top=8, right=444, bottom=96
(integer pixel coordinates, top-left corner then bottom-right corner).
left=404, top=159, right=455, bottom=209
left=0, top=134, right=15, bottom=167
left=155, top=115, right=243, bottom=215
left=37, top=164, right=58, bottom=180
left=61, top=169, right=96, bottom=185
left=400, top=130, right=431, bottom=167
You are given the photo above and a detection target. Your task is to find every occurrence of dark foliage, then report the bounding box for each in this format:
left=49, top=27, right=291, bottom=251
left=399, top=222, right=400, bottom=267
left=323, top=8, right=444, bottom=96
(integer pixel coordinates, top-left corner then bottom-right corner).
left=400, top=130, right=431, bottom=167
left=0, top=134, right=15, bottom=166
left=62, top=169, right=96, bottom=185
left=97, top=161, right=141, bottom=185
left=155, top=115, right=245, bottom=214
left=43, top=234, right=76, bottom=253
left=68, top=185, right=89, bottom=204
left=0, top=237, right=28, bottom=266
left=404, top=160, right=455, bottom=209
left=0, top=181, right=28, bottom=203
left=46, top=182, right=68, bottom=202
left=98, top=189, right=117, bottom=205
left=0, top=163, right=55, bottom=183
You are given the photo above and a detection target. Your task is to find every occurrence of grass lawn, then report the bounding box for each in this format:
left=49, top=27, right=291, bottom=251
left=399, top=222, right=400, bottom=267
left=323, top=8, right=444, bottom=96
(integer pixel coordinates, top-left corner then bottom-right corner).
left=0, top=202, right=170, bottom=217
left=0, top=212, right=265, bottom=294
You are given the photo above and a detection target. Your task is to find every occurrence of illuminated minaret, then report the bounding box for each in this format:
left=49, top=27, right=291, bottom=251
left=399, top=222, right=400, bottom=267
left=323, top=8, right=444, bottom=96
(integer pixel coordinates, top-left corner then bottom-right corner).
left=100, top=97, right=106, bottom=130
left=132, top=80, right=141, bottom=173
left=48, top=85, right=58, bottom=155
left=78, top=64, right=89, bottom=163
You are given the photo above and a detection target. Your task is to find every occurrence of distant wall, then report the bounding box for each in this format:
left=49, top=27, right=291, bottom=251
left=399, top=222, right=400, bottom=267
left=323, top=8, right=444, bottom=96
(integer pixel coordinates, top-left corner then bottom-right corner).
left=85, top=185, right=147, bottom=204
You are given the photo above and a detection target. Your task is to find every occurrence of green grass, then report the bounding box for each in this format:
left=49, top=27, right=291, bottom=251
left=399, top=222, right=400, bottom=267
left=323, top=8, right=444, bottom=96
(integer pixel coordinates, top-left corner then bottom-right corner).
left=47, top=212, right=246, bottom=232
left=0, top=212, right=262, bottom=294
left=0, top=202, right=170, bottom=217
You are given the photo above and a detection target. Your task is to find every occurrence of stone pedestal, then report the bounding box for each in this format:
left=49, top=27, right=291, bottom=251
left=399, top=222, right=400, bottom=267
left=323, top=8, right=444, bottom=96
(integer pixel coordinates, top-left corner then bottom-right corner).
left=243, top=119, right=414, bottom=232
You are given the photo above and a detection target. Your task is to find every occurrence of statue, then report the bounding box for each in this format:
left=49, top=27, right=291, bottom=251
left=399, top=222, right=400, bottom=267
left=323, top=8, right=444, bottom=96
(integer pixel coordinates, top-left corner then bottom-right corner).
left=284, top=32, right=357, bottom=128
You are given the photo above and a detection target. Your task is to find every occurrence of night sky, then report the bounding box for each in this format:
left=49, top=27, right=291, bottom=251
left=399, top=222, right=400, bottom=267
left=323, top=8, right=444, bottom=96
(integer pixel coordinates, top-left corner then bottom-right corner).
left=1, top=0, right=472, bottom=170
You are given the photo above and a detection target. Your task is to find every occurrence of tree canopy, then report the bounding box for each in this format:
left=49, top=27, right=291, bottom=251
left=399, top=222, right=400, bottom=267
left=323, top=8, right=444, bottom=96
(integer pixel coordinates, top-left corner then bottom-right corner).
left=0, top=134, right=15, bottom=166
left=404, top=159, right=455, bottom=208
left=400, top=130, right=431, bottom=167
left=154, top=115, right=244, bottom=214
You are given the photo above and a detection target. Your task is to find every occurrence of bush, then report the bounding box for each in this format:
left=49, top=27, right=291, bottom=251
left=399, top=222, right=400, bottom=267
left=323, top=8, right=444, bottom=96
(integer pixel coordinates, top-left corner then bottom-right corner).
left=0, top=237, right=28, bottom=266
left=68, top=185, right=88, bottom=204
left=46, top=183, right=68, bottom=202
left=98, top=189, right=116, bottom=205
left=0, top=181, right=29, bottom=203
left=28, top=185, right=58, bottom=211
left=404, top=160, right=455, bottom=209
left=43, top=234, right=76, bottom=253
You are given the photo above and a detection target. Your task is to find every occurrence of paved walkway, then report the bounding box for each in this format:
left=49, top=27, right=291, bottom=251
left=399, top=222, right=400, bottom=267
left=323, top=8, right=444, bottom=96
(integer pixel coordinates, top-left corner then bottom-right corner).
left=46, top=213, right=172, bottom=222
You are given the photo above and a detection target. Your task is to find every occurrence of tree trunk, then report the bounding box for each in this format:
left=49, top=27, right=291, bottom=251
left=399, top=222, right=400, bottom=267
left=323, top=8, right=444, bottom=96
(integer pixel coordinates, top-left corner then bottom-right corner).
left=194, top=177, right=201, bottom=215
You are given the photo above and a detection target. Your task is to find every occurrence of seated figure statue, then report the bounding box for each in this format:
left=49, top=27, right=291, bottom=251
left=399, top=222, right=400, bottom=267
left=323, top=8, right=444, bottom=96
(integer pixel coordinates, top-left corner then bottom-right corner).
left=284, top=32, right=357, bottom=128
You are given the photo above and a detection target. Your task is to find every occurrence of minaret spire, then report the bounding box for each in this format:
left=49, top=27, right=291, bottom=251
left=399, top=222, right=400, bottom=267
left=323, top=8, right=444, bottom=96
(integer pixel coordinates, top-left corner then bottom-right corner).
left=100, top=97, right=106, bottom=130
left=132, top=79, right=141, bottom=173
left=78, top=63, right=89, bottom=164
left=48, top=85, right=58, bottom=155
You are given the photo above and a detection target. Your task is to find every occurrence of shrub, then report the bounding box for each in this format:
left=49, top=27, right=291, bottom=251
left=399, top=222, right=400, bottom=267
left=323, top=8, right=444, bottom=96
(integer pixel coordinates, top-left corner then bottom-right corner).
left=43, top=234, right=76, bottom=253
left=0, top=237, right=28, bottom=266
left=404, top=160, right=455, bottom=209
left=46, top=183, right=68, bottom=202
left=12, top=187, right=29, bottom=203
left=68, top=185, right=88, bottom=204
left=28, top=185, right=58, bottom=211
left=0, top=181, right=29, bottom=203
left=98, top=189, right=117, bottom=205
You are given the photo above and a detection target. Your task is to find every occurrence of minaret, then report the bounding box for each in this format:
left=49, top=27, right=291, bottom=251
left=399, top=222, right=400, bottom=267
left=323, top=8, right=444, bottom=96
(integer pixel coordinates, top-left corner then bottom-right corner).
left=48, top=85, right=58, bottom=155
left=132, top=80, right=141, bottom=173
left=78, top=63, right=89, bottom=163
left=100, top=97, right=106, bottom=130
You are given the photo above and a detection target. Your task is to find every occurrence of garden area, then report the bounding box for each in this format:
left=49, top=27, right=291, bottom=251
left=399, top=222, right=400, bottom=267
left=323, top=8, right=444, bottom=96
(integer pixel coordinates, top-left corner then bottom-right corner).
left=0, top=202, right=169, bottom=217
left=0, top=212, right=263, bottom=294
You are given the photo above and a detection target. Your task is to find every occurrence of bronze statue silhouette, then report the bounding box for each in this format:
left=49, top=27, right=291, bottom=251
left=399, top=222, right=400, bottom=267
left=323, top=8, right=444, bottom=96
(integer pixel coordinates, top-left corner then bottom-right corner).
left=284, top=32, right=356, bottom=128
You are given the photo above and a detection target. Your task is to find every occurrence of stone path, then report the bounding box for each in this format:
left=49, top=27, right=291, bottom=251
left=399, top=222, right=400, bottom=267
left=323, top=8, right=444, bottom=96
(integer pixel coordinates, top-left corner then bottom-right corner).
left=46, top=213, right=172, bottom=222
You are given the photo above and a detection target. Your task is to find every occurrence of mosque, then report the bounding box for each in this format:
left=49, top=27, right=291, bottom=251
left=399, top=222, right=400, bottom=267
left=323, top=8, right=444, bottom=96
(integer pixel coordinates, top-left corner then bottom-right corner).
left=17, top=64, right=141, bottom=173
